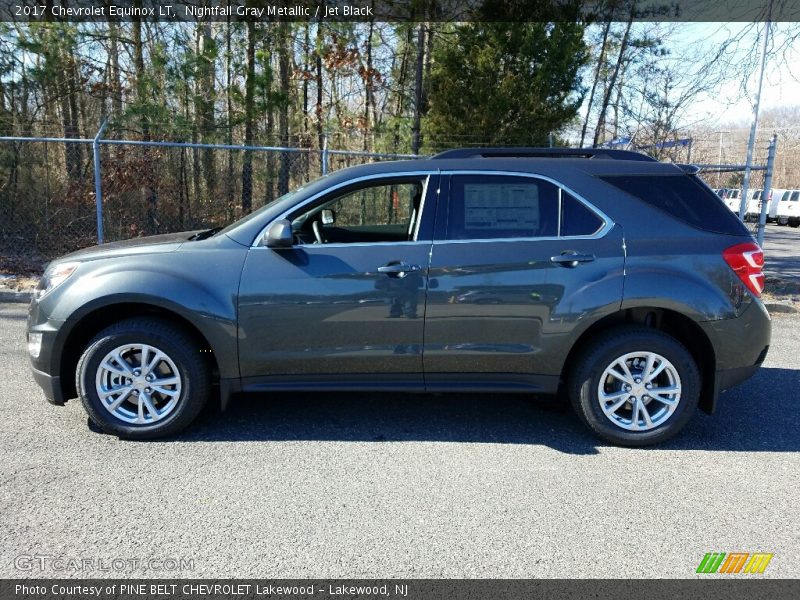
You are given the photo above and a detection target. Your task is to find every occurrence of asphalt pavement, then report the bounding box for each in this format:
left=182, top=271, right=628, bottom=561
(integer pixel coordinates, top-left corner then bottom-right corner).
left=763, top=223, right=800, bottom=282
left=0, top=302, right=798, bottom=579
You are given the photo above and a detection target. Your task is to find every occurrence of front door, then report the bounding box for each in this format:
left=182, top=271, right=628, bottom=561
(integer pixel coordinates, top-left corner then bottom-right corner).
left=238, top=174, right=438, bottom=390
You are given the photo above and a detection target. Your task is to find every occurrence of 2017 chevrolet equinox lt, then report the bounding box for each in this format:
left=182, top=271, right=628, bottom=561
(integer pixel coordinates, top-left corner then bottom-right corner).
left=27, top=148, right=771, bottom=446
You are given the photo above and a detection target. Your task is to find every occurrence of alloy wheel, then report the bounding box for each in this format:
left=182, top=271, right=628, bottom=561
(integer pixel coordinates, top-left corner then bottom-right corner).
left=596, top=351, right=682, bottom=431
left=95, top=343, right=182, bottom=425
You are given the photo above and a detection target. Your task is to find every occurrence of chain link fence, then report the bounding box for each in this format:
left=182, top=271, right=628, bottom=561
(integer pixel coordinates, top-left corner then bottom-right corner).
left=0, top=131, right=421, bottom=269
left=1, top=138, right=97, bottom=262
left=96, top=141, right=316, bottom=242
left=698, top=165, right=767, bottom=236
left=1, top=130, right=777, bottom=271
left=695, top=135, right=777, bottom=244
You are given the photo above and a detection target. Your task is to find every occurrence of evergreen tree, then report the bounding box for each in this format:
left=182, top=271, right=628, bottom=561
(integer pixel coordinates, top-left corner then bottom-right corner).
left=426, top=21, right=588, bottom=149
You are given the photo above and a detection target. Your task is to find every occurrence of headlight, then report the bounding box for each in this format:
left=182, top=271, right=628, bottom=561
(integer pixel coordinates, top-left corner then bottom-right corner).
left=34, top=261, right=80, bottom=300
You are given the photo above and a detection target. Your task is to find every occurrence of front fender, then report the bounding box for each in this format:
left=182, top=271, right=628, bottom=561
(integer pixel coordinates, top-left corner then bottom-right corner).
left=42, top=247, right=246, bottom=379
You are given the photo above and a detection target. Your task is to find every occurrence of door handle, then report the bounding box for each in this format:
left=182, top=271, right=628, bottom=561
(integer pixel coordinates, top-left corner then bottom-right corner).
left=378, top=262, right=421, bottom=275
left=550, top=252, right=596, bottom=268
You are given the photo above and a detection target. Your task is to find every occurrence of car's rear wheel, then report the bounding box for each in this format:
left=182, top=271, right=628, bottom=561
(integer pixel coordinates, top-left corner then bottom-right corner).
left=568, top=327, right=700, bottom=447
left=76, top=318, right=210, bottom=439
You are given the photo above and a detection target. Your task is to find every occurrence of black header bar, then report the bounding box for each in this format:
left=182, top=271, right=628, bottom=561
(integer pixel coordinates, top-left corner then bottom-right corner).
left=3, top=579, right=800, bottom=600
left=0, top=0, right=797, bottom=23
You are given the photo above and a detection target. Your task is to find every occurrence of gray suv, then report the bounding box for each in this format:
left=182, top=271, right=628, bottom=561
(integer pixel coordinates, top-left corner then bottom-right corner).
left=27, top=148, right=771, bottom=446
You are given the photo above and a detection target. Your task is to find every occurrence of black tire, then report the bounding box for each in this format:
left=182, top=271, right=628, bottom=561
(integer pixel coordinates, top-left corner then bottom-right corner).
left=568, top=327, right=700, bottom=447
left=789, top=219, right=800, bottom=228
left=76, top=318, right=211, bottom=439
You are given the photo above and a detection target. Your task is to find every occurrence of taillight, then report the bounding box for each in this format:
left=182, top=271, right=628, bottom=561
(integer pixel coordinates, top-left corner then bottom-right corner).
left=723, top=242, right=765, bottom=297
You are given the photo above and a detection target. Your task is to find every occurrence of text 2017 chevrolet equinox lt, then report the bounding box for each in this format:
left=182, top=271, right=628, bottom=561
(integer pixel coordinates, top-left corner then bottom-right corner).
left=27, top=148, right=771, bottom=446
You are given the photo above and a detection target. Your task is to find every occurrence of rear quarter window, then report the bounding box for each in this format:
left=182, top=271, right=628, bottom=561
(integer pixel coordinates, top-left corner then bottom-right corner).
left=561, top=192, right=603, bottom=236
left=600, top=174, right=749, bottom=235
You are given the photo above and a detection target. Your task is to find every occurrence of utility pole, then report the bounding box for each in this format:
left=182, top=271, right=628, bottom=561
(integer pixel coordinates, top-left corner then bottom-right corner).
left=739, top=7, right=772, bottom=220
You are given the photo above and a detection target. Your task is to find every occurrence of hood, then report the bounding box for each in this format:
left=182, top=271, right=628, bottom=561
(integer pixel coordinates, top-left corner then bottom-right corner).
left=58, top=230, right=203, bottom=262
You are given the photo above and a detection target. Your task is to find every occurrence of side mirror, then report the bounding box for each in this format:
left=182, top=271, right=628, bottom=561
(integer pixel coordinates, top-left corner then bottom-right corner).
left=321, top=208, right=336, bottom=226
left=263, top=219, right=294, bottom=248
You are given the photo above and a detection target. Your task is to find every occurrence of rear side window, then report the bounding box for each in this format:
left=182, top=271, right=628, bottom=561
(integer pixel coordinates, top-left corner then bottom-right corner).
left=445, top=175, right=607, bottom=240
left=600, top=174, right=749, bottom=235
left=446, top=175, right=559, bottom=239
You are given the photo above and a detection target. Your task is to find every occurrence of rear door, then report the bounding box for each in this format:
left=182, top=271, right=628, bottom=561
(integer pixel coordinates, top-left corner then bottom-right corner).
left=423, top=172, right=625, bottom=392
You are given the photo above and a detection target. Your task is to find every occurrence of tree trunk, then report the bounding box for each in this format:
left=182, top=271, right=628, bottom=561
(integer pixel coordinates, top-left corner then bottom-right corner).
left=109, top=22, right=123, bottom=117
left=182, top=85, right=193, bottom=225
left=278, top=22, right=291, bottom=196
left=133, top=11, right=158, bottom=232
left=362, top=19, right=375, bottom=152
left=198, top=22, right=216, bottom=198
left=226, top=17, right=235, bottom=217
left=411, top=23, right=425, bottom=155
left=303, top=23, right=310, bottom=134
left=593, top=16, right=634, bottom=147
left=316, top=19, right=325, bottom=169
left=241, top=21, right=256, bottom=213
left=580, top=20, right=611, bottom=147
left=133, top=15, right=149, bottom=141
left=392, top=25, right=413, bottom=153
left=57, top=34, right=82, bottom=182
left=58, top=69, right=79, bottom=180
left=265, top=29, right=276, bottom=204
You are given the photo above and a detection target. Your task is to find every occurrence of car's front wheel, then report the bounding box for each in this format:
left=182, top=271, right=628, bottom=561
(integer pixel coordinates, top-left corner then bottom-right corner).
left=76, top=318, right=211, bottom=439
left=568, top=327, right=700, bottom=446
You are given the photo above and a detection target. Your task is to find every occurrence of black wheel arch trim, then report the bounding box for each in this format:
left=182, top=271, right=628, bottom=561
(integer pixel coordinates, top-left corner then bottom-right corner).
left=49, top=293, right=238, bottom=407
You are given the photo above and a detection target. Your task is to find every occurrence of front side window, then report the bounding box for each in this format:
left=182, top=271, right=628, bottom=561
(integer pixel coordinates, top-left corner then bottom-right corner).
left=292, top=179, right=427, bottom=244
left=446, top=175, right=604, bottom=240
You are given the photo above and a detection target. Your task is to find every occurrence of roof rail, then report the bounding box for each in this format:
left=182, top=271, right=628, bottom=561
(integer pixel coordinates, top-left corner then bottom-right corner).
left=431, top=147, right=657, bottom=162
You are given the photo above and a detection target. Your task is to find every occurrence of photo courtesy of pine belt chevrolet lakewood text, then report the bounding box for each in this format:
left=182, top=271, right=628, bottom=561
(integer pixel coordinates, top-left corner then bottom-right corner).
left=26, top=148, right=771, bottom=446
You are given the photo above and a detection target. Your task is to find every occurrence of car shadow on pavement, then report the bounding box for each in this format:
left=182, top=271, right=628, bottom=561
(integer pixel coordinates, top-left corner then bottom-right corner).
left=170, top=366, right=800, bottom=455
left=0, top=310, right=29, bottom=321
left=764, top=255, right=800, bottom=281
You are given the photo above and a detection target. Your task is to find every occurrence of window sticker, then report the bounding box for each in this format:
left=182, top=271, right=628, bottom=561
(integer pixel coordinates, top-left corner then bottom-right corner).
left=463, top=184, right=540, bottom=230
